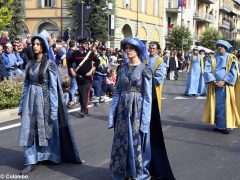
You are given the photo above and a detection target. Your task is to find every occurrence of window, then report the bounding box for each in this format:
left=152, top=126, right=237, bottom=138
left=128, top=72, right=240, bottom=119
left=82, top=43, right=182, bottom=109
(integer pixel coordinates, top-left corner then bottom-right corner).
left=141, top=0, right=145, bottom=13
left=154, top=0, right=159, bottom=16
left=39, top=0, right=55, bottom=7
left=124, top=0, right=130, bottom=9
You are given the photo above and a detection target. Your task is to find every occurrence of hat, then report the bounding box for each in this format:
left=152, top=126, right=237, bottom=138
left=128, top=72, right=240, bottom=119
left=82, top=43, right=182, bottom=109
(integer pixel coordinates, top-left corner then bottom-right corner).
left=148, top=41, right=160, bottom=50
left=193, top=47, right=199, bottom=51
left=77, top=37, right=88, bottom=44
left=31, top=34, right=49, bottom=53
left=99, top=45, right=107, bottom=50
left=121, top=38, right=149, bottom=62
left=216, top=40, right=233, bottom=53
left=5, top=43, right=12, bottom=48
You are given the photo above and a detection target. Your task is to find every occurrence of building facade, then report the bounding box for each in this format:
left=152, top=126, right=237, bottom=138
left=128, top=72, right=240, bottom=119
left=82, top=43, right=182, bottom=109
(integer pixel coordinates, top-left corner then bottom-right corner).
left=164, top=0, right=240, bottom=48
left=22, top=0, right=72, bottom=37
left=112, top=0, right=165, bottom=48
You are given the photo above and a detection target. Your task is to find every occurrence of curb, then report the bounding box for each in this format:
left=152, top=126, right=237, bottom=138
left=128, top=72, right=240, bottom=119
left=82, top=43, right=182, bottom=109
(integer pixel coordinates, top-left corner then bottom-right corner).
left=0, top=107, right=19, bottom=124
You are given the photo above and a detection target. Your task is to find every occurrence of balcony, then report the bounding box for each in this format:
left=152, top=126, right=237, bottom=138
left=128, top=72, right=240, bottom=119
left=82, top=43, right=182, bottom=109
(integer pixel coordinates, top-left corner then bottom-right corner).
left=198, top=0, right=216, bottom=4
left=193, top=33, right=200, bottom=42
left=166, top=7, right=182, bottom=13
left=193, top=11, right=215, bottom=23
left=219, top=3, right=231, bottom=13
left=218, top=20, right=230, bottom=29
left=233, top=0, right=240, bottom=5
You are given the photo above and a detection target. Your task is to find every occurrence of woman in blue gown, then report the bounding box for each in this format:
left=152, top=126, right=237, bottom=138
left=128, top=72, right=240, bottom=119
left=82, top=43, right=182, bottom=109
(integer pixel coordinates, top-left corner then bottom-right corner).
left=185, top=47, right=206, bottom=96
left=18, top=34, right=82, bottom=175
left=109, top=38, right=175, bottom=180
left=108, top=38, right=152, bottom=180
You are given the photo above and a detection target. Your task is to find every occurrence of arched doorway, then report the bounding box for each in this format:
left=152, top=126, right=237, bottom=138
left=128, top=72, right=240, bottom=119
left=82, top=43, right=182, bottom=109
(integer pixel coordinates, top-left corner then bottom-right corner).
left=138, top=27, right=147, bottom=40
left=38, top=22, right=59, bottom=36
left=122, top=24, right=133, bottom=38
left=152, top=29, right=160, bottom=42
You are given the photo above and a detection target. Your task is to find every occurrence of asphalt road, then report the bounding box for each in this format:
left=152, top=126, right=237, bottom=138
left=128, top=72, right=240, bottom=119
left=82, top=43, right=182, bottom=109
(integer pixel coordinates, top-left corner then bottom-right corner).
left=0, top=72, right=240, bottom=180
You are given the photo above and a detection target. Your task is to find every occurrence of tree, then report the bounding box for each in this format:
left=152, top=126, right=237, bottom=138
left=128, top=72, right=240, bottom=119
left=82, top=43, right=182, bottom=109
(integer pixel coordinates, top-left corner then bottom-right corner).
left=67, top=0, right=113, bottom=42
left=168, top=26, right=192, bottom=51
left=0, top=0, right=14, bottom=34
left=200, top=28, right=222, bottom=50
left=6, top=0, right=24, bottom=38
left=0, top=0, right=24, bottom=38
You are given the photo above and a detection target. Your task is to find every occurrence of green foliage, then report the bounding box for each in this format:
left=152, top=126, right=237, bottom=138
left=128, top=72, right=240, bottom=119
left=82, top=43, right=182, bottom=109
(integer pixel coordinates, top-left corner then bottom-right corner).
left=67, top=0, right=114, bottom=42
left=0, top=80, right=23, bottom=110
left=0, top=0, right=24, bottom=38
left=0, top=0, right=14, bottom=34
left=200, top=28, right=222, bottom=50
left=168, top=26, right=192, bottom=51
left=234, top=40, right=240, bottom=50
left=7, top=0, right=24, bottom=38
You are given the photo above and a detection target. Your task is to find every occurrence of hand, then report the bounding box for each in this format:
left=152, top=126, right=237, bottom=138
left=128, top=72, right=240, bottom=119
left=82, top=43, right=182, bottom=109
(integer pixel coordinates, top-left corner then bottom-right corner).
left=70, top=68, right=76, bottom=77
left=217, top=80, right=225, bottom=88
left=85, top=71, right=92, bottom=76
left=15, top=62, right=19, bottom=66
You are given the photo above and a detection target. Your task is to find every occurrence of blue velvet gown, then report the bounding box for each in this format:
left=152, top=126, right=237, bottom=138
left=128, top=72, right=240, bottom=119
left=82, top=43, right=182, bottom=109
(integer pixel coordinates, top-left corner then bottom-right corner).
left=18, top=60, right=81, bottom=165
left=108, top=63, right=152, bottom=180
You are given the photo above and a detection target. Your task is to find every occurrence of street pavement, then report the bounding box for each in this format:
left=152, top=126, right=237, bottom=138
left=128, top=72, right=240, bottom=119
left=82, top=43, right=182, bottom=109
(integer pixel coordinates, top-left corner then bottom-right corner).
left=0, top=72, right=240, bottom=180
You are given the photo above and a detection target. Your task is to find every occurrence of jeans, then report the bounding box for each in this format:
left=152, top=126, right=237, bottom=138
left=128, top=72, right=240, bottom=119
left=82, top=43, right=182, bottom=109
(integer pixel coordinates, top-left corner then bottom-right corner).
left=70, top=77, right=78, bottom=102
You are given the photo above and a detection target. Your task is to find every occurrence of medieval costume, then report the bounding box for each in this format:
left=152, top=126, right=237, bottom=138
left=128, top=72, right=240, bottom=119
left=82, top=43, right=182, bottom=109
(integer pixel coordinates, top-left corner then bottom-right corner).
left=185, top=47, right=206, bottom=96
left=109, top=38, right=175, bottom=180
left=147, top=41, right=165, bottom=113
left=18, top=34, right=82, bottom=174
left=202, top=40, right=240, bottom=134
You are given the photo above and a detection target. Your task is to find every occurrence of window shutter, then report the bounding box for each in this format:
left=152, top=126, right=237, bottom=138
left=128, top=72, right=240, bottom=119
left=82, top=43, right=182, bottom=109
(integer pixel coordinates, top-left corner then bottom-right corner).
left=51, top=0, right=56, bottom=7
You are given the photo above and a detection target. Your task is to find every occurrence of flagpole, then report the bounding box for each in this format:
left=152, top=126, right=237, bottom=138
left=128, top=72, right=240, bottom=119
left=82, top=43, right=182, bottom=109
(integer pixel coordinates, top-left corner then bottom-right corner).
left=181, top=0, right=183, bottom=27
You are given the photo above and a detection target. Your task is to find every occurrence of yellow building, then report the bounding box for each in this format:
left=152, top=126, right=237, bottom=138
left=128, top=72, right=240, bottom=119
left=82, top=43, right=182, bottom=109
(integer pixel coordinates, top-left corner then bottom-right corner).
left=193, top=0, right=217, bottom=43
left=113, top=0, right=165, bottom=48
left=22, top=0, right=71, bottom=37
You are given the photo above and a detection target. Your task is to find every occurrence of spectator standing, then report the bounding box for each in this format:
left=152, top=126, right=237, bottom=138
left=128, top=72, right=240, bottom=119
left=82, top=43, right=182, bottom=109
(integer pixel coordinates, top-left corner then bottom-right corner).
left=0, top=31, right=9, bottom=48
left=66, top=40, right=78, bottom=108
left=2, top=43, right=23, bottom=79
left=92, top=45, right=109, bottom=106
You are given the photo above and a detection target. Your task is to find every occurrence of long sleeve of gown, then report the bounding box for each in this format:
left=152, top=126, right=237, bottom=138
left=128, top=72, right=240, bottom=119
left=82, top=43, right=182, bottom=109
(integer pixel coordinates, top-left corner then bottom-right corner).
left=49, top=66, right=59, bottom=122
left=108, top=73, right=121, bottom=129
left=224, top=61, right=237, bottom=85
left=140, top=69, right=152, bottom=133
left=154, top=61, right=165, bottom=85
left=18, top=80, right=29, bottom=113
left=204, top=57, right=216, bottom=83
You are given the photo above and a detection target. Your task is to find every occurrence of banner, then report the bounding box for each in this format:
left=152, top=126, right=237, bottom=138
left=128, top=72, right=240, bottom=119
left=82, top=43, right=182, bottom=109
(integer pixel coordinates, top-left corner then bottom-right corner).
left=178, top=0, right=187, bottom=9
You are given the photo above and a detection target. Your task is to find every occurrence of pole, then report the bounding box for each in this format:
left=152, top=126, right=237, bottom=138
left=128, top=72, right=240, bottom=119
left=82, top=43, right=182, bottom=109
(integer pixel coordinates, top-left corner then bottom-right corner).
left=181, top=0, right=183, bottom=27
left=81, top=2, right=84, bottom=39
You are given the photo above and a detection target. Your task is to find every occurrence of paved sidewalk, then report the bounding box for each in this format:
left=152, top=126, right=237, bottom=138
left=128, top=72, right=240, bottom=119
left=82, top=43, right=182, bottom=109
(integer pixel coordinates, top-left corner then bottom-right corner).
left=0, top=107, right=19, bottom=123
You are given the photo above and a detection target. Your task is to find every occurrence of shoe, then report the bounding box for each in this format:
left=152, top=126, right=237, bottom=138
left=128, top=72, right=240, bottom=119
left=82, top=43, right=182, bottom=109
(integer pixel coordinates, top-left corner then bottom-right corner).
left=80, top=112, right=84, bottom=118
left=76, top=159, right=86, bottom=164
left=94, top=102, right=100, bottom=107
left=214, top=128, right=230, bottom=134
left=19, top=165, right=36, bottom=175
left=67, top=101, right=75, bottom=108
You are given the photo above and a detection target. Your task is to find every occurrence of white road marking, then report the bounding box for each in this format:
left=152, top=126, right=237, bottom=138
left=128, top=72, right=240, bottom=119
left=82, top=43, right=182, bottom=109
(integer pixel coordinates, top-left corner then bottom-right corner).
left=174, top=96, right=189, bottom=99
left=0, top=123, right=21, bottom=131
left=196, top=96, right=207, bottom=99
left=0, top=98, right=113, bottom=132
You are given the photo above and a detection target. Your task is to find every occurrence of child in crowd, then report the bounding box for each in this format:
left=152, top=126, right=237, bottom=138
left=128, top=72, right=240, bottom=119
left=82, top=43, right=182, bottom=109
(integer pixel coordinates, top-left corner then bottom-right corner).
left=61, top=74, right=71, bottom=105
left=105, top=68, right=116, bottom=97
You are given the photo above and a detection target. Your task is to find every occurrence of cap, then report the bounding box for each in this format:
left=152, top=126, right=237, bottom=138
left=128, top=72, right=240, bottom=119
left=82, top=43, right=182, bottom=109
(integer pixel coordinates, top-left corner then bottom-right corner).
left=5, top=43, right=12, bottom=48
left=149, top=41, right=160, bottom=50
left=77, top=37, right=88, bottom=44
